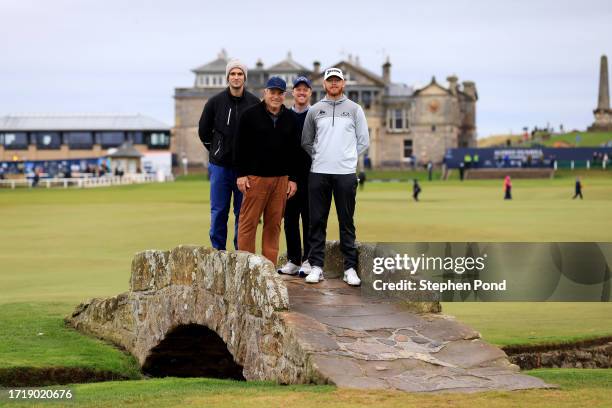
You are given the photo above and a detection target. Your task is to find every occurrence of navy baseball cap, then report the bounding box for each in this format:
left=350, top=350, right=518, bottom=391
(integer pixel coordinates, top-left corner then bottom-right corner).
left=265, top=76, right=287, bottom=91
left=292, top=76, right=312, bottom=89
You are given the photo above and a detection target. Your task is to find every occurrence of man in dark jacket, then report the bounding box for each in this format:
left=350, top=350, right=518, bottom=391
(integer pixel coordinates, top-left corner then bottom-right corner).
left=235, top=77, right=299, bottom=265
left=278, top=76, right=313, bottom=277
left=198, top=59, right=260, bottom=250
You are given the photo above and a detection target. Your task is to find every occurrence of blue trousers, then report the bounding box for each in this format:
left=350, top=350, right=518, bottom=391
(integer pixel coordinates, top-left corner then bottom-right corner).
left=209, top=163, right=243, bottom=250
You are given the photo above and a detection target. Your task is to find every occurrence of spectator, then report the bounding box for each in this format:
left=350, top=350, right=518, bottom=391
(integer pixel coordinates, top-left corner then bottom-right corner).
left=412, top=179, right=421, bottom=201
left=503, top=176, right=512, bottom=200
left=573, top=177, right=583, bottom=200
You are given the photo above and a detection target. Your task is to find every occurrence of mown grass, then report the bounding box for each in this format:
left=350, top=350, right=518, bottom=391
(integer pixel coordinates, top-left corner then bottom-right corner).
left=0, top=176, right=611, bottom=396
left=1, top=370, right=611, bottom=407
left=0, top=302, right=140, bottom=378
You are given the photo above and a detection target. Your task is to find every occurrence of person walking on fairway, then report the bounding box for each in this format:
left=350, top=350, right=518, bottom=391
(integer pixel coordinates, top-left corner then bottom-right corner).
left=234, top=77, right=299, bottom=265
left=358, top=170, right=366, bottom=191
left=301, top=67, right=370, bottom=286
left=573, top=177, right=583, bottom=199
left=278, top=76, right=314, bottom=277
left=198, top=59, right=260, bottom=250
left=503, top=175, right=512, bottom=200
left=412, top=179, right=421, bottom=201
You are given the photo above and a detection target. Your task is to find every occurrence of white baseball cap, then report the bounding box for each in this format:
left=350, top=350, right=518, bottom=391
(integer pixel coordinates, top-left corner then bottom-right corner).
left=324, top=67, right=344, bottom=81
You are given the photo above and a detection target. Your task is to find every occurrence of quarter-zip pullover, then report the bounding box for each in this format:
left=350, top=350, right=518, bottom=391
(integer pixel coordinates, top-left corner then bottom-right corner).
left=301, top=95, right=370, bottom=174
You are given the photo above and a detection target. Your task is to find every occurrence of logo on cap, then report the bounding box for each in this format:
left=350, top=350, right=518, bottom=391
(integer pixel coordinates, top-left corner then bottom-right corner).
left=292, top=76, right=312, bottom=88
left=324, top=68, right=344, bottom=81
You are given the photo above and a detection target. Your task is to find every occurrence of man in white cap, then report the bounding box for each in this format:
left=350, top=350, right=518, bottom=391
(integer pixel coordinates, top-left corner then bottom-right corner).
left=198, top=59, right=260, bottom=250
left=301, top=67, right=370, bottom=286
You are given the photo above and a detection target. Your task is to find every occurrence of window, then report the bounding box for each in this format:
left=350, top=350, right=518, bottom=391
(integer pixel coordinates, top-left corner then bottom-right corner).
left=3, top=132, right=28, bottom=149
left=387, top=109, right=408, bottom=131
left=362, top=91, right=372, bottom=109
left=96, top=132, right=125, bottom=148
left=126, top=132, right=144, bottom=144
left=33, top=132, right=61, bottom=149
left=348, top=91, right=359, bottom=103
left=146, top=132, right=170, bottom=148
left=403, top=139, right=413, bottom=159
left=65, top=132, right=93, bottom=149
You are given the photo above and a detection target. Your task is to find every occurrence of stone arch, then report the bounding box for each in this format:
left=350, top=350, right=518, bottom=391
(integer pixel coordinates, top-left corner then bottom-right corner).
left=142, top=323, right=245, bottom=380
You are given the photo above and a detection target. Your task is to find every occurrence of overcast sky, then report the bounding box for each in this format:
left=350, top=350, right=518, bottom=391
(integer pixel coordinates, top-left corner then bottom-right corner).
left=1, top=0, right=611, bottom=137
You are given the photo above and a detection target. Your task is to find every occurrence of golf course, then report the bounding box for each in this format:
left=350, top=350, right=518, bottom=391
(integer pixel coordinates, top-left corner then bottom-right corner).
left=1, top=171, right=611, bottom=407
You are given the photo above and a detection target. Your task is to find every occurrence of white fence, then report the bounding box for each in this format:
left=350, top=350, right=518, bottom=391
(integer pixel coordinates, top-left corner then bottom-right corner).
left=0, top=174, right=174, bottom=189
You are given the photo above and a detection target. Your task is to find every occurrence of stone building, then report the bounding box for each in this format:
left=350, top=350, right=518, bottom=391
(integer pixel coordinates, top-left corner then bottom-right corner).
left=173, top=50, right=478, bottom=169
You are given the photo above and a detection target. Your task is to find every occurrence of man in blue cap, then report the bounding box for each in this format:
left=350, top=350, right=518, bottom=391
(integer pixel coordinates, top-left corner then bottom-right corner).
left=234, top=77, right=300, bottom=265
left=278, top=76, right=314, bottom=277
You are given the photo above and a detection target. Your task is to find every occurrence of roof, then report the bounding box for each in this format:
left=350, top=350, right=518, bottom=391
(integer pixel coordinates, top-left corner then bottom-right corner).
left=387, top=83, right=414, bottom=97
left=267, top=52, right=309, bottom=73
left=412, top=76, right=452, bottom=96
left=192, top=49, right=229, bottom=73
left=107, top=141, right=143, bottom=158
left=0, top=114, right=170, bottom=131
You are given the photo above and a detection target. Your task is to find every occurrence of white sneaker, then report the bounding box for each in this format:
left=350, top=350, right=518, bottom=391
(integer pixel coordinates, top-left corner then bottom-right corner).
left=305, top=266, right=324, bottom=283
left=277, top=261, right=300, bottom=275
left=298, top=260, right=312, bottom=277
left=343, top=268, right=361, bottom=286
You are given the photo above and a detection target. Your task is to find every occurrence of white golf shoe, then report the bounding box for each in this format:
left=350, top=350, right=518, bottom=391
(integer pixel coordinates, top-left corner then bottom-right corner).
left=298, top=260, right=312, bottom=277
left=305, top=266, right=324, bottom=283
left=277, top=261, right=300, bottom=275
left=343, top=268, right=361, bottom=286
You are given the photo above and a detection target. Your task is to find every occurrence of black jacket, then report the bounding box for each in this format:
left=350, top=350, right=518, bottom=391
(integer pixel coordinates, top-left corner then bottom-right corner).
left=198, top=87, right=260, bottom=167
left=235, top=102, right=300, bottom=181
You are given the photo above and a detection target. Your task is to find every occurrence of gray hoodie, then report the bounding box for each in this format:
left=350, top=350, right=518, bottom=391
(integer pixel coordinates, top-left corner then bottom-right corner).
left=301, top=95, right=370, bottom=174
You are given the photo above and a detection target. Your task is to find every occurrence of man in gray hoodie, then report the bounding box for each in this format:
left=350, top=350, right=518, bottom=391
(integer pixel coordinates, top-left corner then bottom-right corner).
left=301, top=67, right=370, bottom=286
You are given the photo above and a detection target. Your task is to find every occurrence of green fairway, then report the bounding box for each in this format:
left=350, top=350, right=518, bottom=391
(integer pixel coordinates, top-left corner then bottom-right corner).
left=1, top=370, right=611, bottom=407
left=1, top=175, right=611, bottom=303
left=0, top=174, right=611, bottom=391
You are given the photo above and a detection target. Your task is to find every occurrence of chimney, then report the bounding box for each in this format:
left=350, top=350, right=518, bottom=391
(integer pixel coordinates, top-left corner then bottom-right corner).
left=382, top=57, right=391, bottom=85
left=256, top=58, right=263, bottom=69
left=596, top=55, right=610, bottom=111
left=462, top=81, right=478, bottom=100
left=313, top=61, right=321, bottom=75
left=447, top=75, right=458, bottom=95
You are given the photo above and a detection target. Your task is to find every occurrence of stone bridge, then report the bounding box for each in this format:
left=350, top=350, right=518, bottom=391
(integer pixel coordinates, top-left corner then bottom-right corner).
left=67, top=243, right=552, bottom=392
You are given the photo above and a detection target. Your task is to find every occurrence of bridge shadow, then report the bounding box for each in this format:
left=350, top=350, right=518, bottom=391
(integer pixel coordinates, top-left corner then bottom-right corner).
left=142, top=324, right=245, bottom=380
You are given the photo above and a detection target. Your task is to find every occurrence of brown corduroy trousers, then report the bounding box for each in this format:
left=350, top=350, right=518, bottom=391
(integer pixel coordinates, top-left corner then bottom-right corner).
left=237, top=175, right=288, bottom=264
